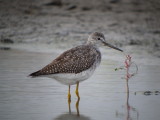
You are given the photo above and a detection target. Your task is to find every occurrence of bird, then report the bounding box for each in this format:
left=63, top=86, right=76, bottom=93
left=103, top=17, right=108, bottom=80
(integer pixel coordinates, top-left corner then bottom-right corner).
left=29, top=32, right=123, bottom=101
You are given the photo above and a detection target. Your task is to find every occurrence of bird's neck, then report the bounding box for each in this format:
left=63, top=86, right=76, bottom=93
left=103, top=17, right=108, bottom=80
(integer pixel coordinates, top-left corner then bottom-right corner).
left=86, top=41, right=100, bottom=52
left=86, top=39, right=97, bottom=46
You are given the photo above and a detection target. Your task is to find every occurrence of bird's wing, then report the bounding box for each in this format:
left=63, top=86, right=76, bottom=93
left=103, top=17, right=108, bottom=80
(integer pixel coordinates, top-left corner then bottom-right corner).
left=29, top=45, right=101, bottom=77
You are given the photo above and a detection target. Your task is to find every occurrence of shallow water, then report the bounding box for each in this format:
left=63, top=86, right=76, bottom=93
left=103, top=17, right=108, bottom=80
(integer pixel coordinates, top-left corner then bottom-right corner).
left=0, top=49, right=160, bottom=120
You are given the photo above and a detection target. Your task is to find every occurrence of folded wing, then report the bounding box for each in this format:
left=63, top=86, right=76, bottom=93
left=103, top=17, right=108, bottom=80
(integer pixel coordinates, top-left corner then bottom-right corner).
left=29, top=45, right=100, bottom=77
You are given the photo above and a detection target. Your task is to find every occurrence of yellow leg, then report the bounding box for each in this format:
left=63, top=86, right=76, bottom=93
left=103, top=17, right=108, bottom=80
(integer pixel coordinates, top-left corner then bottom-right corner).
left=68, top=85, right=71, bottom=103
left=75, top=82, right=80, bottom=99
left=76, top=97, right=80, bottom=116
left=68, top=85, right=71, bottom=113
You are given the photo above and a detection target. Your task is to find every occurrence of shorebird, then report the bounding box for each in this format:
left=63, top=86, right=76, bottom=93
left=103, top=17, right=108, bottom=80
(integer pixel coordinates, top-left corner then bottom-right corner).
left=29, top=32, right=123, bottom=101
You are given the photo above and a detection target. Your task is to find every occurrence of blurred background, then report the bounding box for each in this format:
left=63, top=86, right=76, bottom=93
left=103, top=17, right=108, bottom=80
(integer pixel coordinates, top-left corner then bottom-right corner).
left=0, top=0, right=160, bottom=55
left=0, top=0, right=160, bottom=120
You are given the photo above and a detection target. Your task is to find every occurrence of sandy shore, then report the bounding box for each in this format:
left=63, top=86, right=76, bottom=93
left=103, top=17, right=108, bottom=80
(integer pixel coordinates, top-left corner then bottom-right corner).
left=0, top=0, right=160, bottom=57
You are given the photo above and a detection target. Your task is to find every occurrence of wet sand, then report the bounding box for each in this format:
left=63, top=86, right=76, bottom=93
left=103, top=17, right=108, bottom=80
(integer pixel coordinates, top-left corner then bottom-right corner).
left=0, top=0, right=160, bottom=56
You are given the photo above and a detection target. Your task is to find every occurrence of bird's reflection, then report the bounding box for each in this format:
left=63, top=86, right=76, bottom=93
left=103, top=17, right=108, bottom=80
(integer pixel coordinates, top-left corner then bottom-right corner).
left=54, top=98, right=90, bottom=120
left=54, top=112, right=90, bottom=120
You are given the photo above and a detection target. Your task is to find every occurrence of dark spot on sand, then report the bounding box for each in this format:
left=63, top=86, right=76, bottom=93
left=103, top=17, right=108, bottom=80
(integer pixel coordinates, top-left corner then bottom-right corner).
left=0, top=38, right=14, bottom=44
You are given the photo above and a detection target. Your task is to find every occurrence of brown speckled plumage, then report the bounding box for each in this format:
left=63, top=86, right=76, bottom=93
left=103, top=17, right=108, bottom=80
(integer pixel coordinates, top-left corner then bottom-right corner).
left=29, top=45, right=101, bottom=77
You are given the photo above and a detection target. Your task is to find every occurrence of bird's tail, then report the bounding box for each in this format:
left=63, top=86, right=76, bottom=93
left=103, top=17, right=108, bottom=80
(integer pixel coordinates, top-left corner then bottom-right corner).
left=28, top=70, right=41, bottom=77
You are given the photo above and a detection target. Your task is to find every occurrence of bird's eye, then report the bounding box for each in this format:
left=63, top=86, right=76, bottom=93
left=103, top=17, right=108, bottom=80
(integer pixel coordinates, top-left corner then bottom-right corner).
left=98, top=38, right=101, bottom=40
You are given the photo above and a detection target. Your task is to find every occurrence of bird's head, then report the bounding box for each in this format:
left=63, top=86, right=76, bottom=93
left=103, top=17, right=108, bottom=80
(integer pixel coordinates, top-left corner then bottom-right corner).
left=87, top=32, right=123, bottom=52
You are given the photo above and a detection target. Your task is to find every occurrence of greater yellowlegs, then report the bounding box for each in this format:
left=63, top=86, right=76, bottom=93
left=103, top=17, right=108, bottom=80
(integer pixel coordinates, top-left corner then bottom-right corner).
left=29, top=32, right=123, bottom=101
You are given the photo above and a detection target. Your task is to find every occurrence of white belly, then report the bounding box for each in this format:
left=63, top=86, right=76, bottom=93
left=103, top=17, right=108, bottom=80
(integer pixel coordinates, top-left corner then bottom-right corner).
left=45, top=67, right=96, bottom=85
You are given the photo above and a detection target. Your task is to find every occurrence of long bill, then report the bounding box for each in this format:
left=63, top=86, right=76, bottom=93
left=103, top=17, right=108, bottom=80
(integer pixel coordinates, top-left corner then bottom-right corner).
left=103, top=41, right=123, bottom=52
